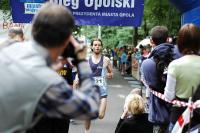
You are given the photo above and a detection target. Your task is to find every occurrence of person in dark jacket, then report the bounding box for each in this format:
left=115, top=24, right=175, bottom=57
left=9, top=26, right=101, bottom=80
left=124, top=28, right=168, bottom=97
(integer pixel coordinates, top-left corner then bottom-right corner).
left=115, top=94, right=153, bottom=133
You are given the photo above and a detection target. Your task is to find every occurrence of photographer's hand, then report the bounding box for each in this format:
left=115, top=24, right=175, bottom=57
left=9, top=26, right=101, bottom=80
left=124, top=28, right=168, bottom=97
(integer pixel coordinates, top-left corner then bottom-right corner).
left=69, top=36, right=87, bottom=60
left=121, top=107, right=129, bottom=119
left=51, top=57, right=64, bottom=72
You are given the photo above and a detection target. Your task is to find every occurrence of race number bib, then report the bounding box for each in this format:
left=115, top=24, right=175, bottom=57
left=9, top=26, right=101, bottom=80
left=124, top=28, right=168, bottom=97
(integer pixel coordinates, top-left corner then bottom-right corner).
left=93, top=77, right=105, bottom=86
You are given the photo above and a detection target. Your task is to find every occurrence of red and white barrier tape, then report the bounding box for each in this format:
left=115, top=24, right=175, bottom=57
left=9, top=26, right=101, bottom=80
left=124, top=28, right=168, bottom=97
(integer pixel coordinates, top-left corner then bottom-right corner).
left=150, top=89, right=199, bottom=109
left=141, top=75, right=200, bottom=109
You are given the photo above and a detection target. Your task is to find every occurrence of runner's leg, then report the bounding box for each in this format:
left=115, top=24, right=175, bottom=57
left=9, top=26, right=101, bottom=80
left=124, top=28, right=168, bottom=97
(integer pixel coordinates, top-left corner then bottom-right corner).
left=99, top=98, right=107, bottom=119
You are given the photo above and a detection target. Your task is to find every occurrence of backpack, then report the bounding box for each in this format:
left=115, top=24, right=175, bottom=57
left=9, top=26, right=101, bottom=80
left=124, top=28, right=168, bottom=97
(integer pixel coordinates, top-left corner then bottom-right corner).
left=149, top=43, right=175, bottom=93
left=147, top=44, right=175, bottom=124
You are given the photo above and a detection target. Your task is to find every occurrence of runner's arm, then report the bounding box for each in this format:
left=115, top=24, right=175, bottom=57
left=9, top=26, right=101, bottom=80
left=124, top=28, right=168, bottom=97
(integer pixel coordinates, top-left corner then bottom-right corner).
left=105, top=57, right=113, bottom=79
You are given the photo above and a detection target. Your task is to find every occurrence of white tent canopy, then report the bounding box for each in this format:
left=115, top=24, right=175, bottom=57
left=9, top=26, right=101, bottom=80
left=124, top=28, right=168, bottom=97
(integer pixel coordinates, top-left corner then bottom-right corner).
left=136, top=38, right=152, bottom=49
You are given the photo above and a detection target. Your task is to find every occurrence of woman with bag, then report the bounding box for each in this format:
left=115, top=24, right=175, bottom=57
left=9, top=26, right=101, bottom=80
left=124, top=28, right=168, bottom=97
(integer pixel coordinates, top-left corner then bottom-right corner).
left=164, top=23, right=200, bottom=132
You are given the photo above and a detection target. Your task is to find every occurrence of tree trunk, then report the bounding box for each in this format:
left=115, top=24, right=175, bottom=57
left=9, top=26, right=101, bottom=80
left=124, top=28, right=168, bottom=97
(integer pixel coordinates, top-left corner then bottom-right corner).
left=144, top=17, right=148, bottom=37
left=133, top=27, right=138, bottom=47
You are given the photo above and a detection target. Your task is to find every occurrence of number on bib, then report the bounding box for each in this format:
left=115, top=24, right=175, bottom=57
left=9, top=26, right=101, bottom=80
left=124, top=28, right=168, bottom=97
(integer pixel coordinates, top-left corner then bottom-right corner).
left=94, top=77, right=104, bottom=86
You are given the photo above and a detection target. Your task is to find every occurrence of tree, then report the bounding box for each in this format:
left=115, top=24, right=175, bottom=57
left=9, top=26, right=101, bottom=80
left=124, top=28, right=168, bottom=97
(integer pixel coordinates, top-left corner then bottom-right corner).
left=0, top=0, right=10, bottom=11
left=0, top=0, right=11, bottom=20
left=142, top=0, right=181, bottom=37
left=80, top=26, right=134, bottom=48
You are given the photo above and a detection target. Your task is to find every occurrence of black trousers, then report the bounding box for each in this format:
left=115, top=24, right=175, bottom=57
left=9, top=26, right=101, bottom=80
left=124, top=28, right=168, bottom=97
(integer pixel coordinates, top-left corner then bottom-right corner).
left=26, top=117, right=70, bottom=133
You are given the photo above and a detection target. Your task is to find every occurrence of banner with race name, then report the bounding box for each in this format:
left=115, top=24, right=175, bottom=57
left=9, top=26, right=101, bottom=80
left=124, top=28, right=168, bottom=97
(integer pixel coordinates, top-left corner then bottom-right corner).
left=10, top=0, right=144, bottom=27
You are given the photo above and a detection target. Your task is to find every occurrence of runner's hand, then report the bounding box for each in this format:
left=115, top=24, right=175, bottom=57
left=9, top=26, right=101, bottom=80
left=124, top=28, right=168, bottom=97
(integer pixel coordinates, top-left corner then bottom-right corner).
left=107, top=73, right=113, bottom=79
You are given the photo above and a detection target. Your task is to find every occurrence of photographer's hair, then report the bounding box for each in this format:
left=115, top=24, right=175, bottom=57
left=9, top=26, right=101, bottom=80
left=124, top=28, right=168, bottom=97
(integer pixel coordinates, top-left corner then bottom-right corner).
left=150, top=26, right=168, bottom=46
left=32, top=2, right=75, bottom=48
left=177, top=23, right=200, bottom=55
left=127, top=94, right=145, bottom=115
left=91, top=38, right=103, bottom=46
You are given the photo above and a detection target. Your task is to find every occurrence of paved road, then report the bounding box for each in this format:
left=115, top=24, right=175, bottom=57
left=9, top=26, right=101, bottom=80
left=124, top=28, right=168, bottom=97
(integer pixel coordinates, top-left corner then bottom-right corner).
left=69, top=68, right=144, bottom=133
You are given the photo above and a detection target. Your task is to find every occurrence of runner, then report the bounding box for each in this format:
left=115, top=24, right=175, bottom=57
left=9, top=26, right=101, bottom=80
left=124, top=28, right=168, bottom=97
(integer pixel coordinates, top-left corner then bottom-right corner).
left=85, top=38, right=113, bottom=133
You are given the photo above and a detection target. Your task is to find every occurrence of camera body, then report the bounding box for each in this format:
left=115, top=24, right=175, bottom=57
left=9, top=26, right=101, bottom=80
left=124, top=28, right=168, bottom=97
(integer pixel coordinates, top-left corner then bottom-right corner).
left=61, top=37, right=85, bottom=61
left=61, top=42, right=76, bottom=58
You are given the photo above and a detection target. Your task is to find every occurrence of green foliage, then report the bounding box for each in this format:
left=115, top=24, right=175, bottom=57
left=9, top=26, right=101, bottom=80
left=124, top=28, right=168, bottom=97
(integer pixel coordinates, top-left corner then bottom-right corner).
left=142, top=0, right=181, bottom=36
left=0, top=0, right=11, bottom=19
left=101, top=26, right=133, bottom=48
left=80, top=26, right=133, bottom=48
left=80, top=26, right=99, bottom=40
left=0, top=0, right=10, bottom=11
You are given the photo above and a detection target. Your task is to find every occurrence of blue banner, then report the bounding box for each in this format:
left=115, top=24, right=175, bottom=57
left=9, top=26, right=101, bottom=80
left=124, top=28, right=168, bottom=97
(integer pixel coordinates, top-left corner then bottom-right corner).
left=169, top=0, right=200, bottom=13
left=182, top=6, right=200, bottom=27
left=10, top=0, right=144, bottom=27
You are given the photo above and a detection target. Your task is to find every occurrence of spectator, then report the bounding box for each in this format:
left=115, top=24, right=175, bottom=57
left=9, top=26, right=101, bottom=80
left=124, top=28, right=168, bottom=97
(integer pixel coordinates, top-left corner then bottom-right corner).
left=123, top=88, right=143, bottom=110
left=8, top=27, right=24, bottom=41
left=112, top=48, right=118, bottom=68
left=0, top=3, right=100, bottom=133
left=131, top=48, right=140, bottom=80
left=0, top=27, right=24, bottom=49
left=126, top=51, right=132, bottom=75
left=141, top=26, right=175, bottom=133
left=164, top=23, right=200, bottom=132
left=121, top=48, right=127, bottom=75
left=115, top=94, right=153, bottom=133
left=141, top=46, right=150, bottom=62
left=117, top=47, right=123, bottom=71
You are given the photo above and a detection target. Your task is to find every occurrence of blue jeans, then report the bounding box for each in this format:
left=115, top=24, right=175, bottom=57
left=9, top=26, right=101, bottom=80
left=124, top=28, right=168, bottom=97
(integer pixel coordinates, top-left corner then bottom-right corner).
left=168, top=123, right=174, bottom=133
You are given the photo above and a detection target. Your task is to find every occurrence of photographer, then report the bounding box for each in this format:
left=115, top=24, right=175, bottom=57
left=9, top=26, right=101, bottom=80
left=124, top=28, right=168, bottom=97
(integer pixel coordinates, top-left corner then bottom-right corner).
left=0, top=3, right=100, bottom=133
left=27, top=57, right=74, bottom=133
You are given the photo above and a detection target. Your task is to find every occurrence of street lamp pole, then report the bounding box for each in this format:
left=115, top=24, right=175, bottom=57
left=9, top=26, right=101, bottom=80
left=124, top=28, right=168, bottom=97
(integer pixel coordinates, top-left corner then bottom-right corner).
left=98, top=25, right=101, bottom=39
